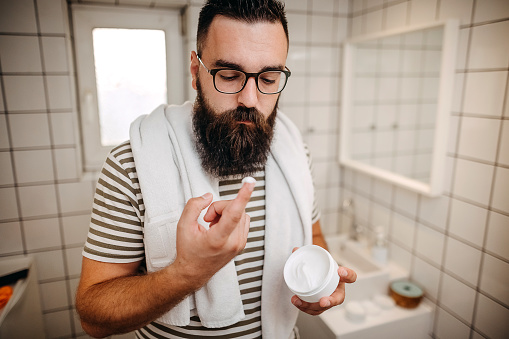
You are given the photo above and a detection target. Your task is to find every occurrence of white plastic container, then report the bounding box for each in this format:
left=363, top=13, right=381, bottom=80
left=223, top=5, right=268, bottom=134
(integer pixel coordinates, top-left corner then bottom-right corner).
left=284, top=245, right=340, bottom=303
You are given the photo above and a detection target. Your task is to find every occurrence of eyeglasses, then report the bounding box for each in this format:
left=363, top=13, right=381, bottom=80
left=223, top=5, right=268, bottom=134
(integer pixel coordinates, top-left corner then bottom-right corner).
left=197, top=55, right=291, bottom=95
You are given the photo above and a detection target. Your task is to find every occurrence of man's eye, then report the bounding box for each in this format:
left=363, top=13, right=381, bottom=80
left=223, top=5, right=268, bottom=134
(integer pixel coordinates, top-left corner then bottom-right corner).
left=220, top=74, right=240, bottom=81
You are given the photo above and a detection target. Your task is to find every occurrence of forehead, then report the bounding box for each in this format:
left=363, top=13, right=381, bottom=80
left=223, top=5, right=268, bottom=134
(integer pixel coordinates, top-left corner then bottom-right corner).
left=202, top=15, right=288, bottom=70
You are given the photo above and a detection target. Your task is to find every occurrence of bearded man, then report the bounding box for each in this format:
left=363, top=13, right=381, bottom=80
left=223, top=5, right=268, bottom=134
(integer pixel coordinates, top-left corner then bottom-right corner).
left=76, top=1, right=356, bottom=338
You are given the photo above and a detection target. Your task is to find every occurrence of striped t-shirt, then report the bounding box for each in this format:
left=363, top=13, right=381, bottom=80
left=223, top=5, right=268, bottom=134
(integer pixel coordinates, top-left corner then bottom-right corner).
left=83, top=141, right=320, bottom=338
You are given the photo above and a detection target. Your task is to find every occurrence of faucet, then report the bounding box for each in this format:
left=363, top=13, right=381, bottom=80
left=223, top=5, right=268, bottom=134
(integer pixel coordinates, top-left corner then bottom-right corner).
left=342, top=199, right=363, bottom=241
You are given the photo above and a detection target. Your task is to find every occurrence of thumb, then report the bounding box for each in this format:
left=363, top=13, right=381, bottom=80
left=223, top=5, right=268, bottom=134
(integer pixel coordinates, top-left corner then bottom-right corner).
left=179, top=193, right=213, bottom=226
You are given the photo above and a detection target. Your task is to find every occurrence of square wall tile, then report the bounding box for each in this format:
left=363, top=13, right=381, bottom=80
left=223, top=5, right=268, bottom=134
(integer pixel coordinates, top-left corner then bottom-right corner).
left=458, top=116, right=500, bottom=163
left=435, top=307, right=471, bottom=339
left=473, top=0, right=509, bottom=23
left=8, top=114, right=51, bottom=148
left=3, top=76, right=47, bottom=111
left=455, top=30, right=470, bottom=71
left=54, top=148, right=79, bottom=180
left=468, top=21, right=509, bottom=70
left=0, top=152, right=15, bottom=185
left=23, top=217, right=61, bottom=251
left=438, top=0, right=474, bottom=26
left=474, top=293, right=509, bottom=339
left=49, top=112, right=76, bottom=146
left=33, top=249, right=65, bottom=281
left=306, top=133, right=333, bottom=159
left=393, top=187, right=418, bottom=216
left=0, top=0, right=38, bottom=33
left=409, top=0, right=437, bottom=25
left=391, top=213, right=416, bottom=249
left=46, top=76, right=73, bottom=110
left=463, top=71, right=507, bottom=117
left=0, top=115, right=10, bottom=148
left=18, top=184, right=58, bottom=218
left=449, top=198, right=487, bottom=247
left=39, top=280, right=69, bottom=311
left=287, top=45, right=308, bottom=75
left=309, top=46, right=335, bottom=75
left=485, top=211, right=509, bottom=260
left=440, top=273, right=476, bottom=323
left=62, top=214, right=90, bottom=246
left=57, top=182, right=94, bottom=214
left=37, top=0, right=67, bottom=34
left=480, top=253, right=509, bottom=305
left=281, top=75, right=306, bottom=105
left=287, top=13, right=308, bottom=44
left=411, top=256, right=440, bottom=300
left=452, top=158, right=493, bottom=206
left=365, top=10, right=383, bottom=34
left=311, top=0, right=334, bottom=13
left=0, top=36, right=42, bottom=73
left=498, top=120, right=509, bottom=166
left=0, top=187, right=19, bottom=220
left=43, top=309, right=72, bottom=339
left=419, top=195, right=449, bottom=231
left=384, top=2, right=408, bottom=30
left=491, top=166, right=509, bottom=213
left=309, top=105, right=334, bottom=132
left=13, top=150, right=54, bottom=184
left=0, top=222, right=23, bottom=255
left=41, top=37, right=69, bottom=73
left=415, top=223, right=445, bottom=265
left=65, top=247, right=83, bottom=276
left=444, top=236, right=482, bottom=285
left=371, top=204, right=392, bottom=229
left=388, top=242, right=412, bottom=273
left=372, top=179, right=393, bottom=205
left=309, top=76, right=335, bottom=103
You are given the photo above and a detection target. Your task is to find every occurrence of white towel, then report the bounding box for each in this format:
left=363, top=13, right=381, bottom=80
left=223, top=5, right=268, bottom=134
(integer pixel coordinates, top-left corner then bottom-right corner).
left=130, top=102, right=314, bottom=334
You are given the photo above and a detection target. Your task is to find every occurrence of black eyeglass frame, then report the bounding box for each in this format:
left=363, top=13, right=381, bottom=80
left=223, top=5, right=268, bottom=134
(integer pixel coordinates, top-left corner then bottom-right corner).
left=197, top=55, right=291, bottom=95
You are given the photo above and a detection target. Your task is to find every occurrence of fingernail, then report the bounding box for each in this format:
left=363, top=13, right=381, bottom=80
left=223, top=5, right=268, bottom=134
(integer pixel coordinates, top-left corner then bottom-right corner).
left=340, top=268, right=348, bottom=277
left=242, top=177, right=256, bottom=190
left=324, top=300, right=331, bottom=307
left=201, top=192, right=212, bottom=200
left=294, top=299, right=302, bottom=307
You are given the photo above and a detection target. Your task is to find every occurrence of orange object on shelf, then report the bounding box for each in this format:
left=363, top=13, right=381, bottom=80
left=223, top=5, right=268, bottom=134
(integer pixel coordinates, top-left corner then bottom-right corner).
left=0, top=285, right=14, bottom=309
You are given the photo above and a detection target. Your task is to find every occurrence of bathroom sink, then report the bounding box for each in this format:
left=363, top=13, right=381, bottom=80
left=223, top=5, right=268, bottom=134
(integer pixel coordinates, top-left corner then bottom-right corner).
left=326, top=234, right=389, bottom=301
left=296, top=234, right=432, bottom=339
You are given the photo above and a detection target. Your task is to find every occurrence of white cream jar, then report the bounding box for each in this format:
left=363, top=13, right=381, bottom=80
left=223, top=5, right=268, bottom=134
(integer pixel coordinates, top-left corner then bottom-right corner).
left=283, top=245, right=340, bottom=303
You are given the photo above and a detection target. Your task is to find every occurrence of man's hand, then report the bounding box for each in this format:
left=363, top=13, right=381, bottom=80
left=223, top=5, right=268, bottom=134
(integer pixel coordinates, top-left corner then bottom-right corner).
left=291, top=261, right=357, bottom=316
left=173, top=179, right=255, bottom=287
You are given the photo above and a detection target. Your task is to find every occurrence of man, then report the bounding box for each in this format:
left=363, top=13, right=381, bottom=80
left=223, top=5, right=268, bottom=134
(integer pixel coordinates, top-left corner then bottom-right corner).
left=76, top=0, right=356, bottom=338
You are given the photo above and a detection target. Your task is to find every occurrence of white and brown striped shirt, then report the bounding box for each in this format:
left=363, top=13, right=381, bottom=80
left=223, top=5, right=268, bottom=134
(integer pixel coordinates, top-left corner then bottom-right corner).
left=83, top=141, right=320, bottom=338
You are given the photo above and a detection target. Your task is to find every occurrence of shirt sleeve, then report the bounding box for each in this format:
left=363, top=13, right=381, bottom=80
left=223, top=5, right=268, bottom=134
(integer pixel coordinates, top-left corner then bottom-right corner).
left=82, top=142, right=145, bottom=263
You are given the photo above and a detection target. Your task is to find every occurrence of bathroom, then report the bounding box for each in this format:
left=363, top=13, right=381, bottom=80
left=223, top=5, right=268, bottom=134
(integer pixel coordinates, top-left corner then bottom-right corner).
left=0, top=0, right=507, bottom=338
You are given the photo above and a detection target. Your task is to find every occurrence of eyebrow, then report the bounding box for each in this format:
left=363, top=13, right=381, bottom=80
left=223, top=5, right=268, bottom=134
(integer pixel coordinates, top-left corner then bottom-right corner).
left=213, top=59, right=285, bottom=72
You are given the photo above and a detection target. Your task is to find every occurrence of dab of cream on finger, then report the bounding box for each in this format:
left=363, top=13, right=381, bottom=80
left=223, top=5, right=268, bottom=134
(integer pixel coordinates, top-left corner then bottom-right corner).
left=242, top=176, right=256, bottom=185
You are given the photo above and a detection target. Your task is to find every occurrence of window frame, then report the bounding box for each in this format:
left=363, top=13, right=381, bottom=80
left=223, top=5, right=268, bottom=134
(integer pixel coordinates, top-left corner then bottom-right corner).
left=72, top=5, right=185, bottom=172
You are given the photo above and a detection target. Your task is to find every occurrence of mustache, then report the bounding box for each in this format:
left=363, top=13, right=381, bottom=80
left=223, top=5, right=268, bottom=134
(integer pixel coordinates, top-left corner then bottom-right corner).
left=219, top=106, right=265, bottom=125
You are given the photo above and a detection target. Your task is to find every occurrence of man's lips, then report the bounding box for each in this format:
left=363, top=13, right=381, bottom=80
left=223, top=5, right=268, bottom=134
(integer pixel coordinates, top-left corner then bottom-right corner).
left=237, top=121, right=254, bottom=126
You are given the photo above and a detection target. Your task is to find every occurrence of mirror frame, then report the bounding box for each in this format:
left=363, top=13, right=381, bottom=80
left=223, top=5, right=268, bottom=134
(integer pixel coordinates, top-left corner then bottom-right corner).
left=339, top=20, right=459, bottom=197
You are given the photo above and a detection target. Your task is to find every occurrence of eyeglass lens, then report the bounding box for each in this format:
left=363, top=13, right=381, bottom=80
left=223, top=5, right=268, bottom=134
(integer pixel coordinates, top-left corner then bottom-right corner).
left=214, top=70, right=287, bottom=94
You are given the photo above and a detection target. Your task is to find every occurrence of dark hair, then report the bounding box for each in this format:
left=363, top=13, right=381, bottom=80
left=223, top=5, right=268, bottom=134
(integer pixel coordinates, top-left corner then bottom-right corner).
left=197, top=0, right=289, bottom=55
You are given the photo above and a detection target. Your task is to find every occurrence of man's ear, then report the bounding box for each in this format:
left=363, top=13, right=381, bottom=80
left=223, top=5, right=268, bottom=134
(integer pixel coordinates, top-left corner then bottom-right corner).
left=190, top=51, right=199, bottom=90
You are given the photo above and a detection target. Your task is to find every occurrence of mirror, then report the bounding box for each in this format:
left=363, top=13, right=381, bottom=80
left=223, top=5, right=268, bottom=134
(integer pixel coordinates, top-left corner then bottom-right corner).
left=339, top=21, right=459, bottom=197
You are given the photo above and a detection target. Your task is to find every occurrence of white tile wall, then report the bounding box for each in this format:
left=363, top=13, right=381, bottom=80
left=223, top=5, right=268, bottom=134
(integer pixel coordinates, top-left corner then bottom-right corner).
left=1, top=0, right=507, bottom=338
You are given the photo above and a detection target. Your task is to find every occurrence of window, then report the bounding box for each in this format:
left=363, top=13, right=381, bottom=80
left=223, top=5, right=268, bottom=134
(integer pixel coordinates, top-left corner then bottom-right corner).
left=72, top=5, right=184, bottom=171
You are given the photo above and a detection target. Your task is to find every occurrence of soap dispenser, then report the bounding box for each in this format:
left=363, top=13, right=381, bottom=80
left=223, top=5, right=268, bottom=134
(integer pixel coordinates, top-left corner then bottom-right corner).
left=372, top=226, right=388, bottom=266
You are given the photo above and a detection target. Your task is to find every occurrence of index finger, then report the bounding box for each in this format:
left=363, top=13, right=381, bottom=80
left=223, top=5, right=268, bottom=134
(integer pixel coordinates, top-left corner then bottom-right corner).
left=217, top=177, right=256, bottom=234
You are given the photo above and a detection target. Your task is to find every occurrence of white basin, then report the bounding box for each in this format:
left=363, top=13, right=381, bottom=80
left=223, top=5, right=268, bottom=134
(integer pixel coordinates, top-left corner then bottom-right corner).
left=296, top=234, right=432, bottom=339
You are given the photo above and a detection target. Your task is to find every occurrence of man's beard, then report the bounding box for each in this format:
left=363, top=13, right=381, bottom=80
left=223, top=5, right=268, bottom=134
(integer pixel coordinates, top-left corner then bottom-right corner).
left=192, top=80, right=278, bottom=179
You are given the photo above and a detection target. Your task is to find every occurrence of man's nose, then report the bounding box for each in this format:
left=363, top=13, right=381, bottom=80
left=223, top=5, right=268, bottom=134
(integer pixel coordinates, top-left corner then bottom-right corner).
left=237, top=76, right=259, bottom=108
